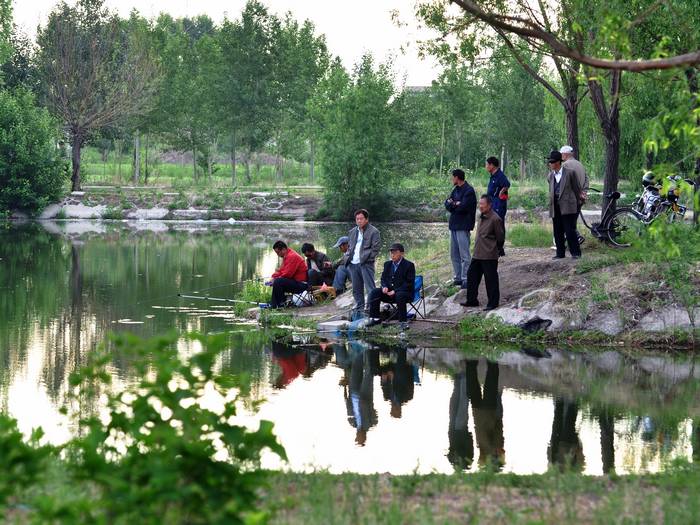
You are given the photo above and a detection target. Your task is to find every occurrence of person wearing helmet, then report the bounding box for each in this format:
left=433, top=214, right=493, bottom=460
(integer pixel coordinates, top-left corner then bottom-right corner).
left=642, top=172, right=658, bottom=188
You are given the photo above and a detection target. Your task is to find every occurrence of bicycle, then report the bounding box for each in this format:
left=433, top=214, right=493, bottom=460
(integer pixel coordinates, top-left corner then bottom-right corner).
left=581, top=175, right=696, bottom=248
left=578, top=188, right=629, bottom=247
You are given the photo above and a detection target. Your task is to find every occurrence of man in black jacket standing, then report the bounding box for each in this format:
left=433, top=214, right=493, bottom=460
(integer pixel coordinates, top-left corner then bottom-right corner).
left=445, top=169, right=477, bottom=289
left=368, top=243, right=416, bottom=329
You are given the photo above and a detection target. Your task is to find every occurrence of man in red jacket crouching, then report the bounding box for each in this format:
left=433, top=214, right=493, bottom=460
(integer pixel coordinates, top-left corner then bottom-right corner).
left=266, top=240, right=308, bottom=308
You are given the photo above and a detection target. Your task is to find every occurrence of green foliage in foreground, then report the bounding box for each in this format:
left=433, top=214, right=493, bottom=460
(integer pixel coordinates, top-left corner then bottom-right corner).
left=0, top=89, right=67, bottom=213
left=0, top=332, right=286, bottom=524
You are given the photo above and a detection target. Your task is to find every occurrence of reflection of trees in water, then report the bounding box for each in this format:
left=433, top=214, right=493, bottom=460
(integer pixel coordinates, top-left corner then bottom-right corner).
left=0, top=225, right=273, bottom=405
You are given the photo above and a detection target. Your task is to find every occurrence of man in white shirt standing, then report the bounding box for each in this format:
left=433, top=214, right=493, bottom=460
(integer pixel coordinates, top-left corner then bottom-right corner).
left=547, top=150, right=583, bottom=259
left=345, top=209, right=381, bottom=313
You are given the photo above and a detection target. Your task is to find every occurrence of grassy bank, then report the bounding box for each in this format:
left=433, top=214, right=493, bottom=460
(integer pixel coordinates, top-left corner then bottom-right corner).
left=457, top=315, right=699, bottom=351
left=266, top=463, right=700, bottom=524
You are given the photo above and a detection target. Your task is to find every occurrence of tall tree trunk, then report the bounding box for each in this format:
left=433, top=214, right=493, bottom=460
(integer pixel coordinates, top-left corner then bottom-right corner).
left=70, top=134, right=83, bottom=191
left=439, top=116, right=446, bottom=174
left=230, top=132, right=237, bottom=187
left=207, top=151, right=212, bottom=181
left=645, top=150, right=655, bottom=170
left=601, top=121, right=621, bottom=215
left=144, top=133, right=149, bottom=185
left=133, top=131, right=140, bottom=184
left=456, top=126, right=462, bottom=167
left=500, top=144, right=506, bottom=172
left=519, top=157, right=526, bottom=180
left=588, top=70, right=622, bottom=218
left=245, top=151, right=251, bottom=183
left=192, top=146, right=197, bottom=182
left=564, top=96, right=580, bottom=159
left=685, top=67, right=700, bottom=227
left=275, top=132, right=283, bottom=186
left=309, top=138, right=316, bottom=183
left=115, top=139, right=123, bottom=183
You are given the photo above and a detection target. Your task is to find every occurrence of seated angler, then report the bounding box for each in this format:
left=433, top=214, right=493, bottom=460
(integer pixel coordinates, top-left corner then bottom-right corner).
left=330, top=235, right=351, bottom=294
left=367, top=243, right=416, bottom=330
left=301, top=242, right=334, bottom=286
left=266, top=241, right=308, bottom=308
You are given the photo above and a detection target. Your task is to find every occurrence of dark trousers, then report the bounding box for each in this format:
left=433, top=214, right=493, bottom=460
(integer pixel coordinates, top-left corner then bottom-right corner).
left=307, top=269, right=331, bottom=286
left=368, top=288, right=412, bottom=322
left=271, top=278, right=307, bottom=308
left=465, top=259, right=499, bottom=308
left=553, top=203, right=581, bottom=257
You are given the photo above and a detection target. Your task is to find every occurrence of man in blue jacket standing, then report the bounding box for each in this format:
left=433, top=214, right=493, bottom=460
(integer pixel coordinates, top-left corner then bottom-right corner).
left=445, top=168, right=477, bottom=289
left=485, top=157, right=510, bottom=223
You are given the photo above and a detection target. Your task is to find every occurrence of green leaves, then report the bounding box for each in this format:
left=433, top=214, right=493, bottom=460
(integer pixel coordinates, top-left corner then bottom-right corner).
left=0, top=415, right=54, bottom=510
left=0, top=88, right=67, bottom=214
left=0, top=330, right=285, bottom=523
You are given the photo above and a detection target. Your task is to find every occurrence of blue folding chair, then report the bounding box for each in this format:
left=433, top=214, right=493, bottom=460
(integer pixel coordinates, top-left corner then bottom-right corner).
left=407, top=275, right=427, bottom=319
left=384, top=275, right=427, bottom=321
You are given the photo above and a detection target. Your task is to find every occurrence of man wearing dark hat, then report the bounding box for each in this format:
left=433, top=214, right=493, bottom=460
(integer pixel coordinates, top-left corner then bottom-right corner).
left=547, top=150, right=582, bottom=259
left=367, top=243, right=416, bottom=329
left=331, top=235, right=351, bottom=294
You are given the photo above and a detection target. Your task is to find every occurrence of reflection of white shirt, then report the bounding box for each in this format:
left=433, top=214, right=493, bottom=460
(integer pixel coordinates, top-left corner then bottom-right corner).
left=351, top=228, right=363, bottom=264
left=554, top=169, right=563, bottom=184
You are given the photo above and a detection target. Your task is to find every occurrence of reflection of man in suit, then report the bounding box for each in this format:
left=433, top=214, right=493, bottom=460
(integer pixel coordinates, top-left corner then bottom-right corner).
left=466, top=360, right=504, bottom=470
left=548, top=398, right=585, bottom=471
left=346, top=343, right=379, bottom=446
left=448, top=361, right=474, bottom=470
left=380, top=347, right=415, bottom=419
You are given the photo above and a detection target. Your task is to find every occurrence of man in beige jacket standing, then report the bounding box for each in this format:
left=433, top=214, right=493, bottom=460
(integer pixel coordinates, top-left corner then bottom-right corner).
left=547, top=150, right=582, bottom=259
left=560, top=145, right=588, bottom=245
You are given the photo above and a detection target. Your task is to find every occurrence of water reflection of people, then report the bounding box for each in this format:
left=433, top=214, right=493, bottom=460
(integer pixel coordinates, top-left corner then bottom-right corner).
left=271, top=341, right=307, bottom=388
left=466, top=360, right=504, bottom=470
left=270, top=340, right=332, bottom=388
left=346, top=342, right=379, bottom=446
left=548, top=398, right=585, bottom=471
left=380, top=348, right=415, bottom=419
left=447, top=361, right=474, bottom=470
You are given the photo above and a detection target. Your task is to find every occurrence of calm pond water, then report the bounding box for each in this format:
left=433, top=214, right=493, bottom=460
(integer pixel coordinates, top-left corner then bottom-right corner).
left=1, top=221, right=699, bottom=475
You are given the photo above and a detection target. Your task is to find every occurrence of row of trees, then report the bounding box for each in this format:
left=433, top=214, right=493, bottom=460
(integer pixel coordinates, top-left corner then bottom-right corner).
left=416, top=0, right=700, bottom=215
left=1, top=0, right=698, bottom=217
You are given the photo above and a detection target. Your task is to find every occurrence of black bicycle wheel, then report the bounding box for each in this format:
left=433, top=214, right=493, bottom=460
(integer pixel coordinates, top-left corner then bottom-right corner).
left=606, top=207, right=645, bottom=247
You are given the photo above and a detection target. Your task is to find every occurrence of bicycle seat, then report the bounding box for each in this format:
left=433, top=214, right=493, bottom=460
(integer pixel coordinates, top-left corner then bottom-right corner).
left=605, top=191, right=621, bottom=199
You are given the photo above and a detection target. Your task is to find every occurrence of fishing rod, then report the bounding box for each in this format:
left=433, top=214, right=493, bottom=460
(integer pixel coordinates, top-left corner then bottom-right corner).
left=177, top=294, right=269, bottom=307
left=136, top=278, right=265, bottom=306
left=184, top=277, right=264, bottom=296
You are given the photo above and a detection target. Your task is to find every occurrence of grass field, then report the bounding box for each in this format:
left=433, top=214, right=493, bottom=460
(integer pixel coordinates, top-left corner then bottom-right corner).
left=77, top=146, right=638, bottom=206
left=266, top=463, right=700, bottom=524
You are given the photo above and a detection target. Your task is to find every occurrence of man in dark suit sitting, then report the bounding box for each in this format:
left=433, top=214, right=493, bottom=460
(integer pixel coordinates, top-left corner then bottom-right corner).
left=367, top=243, right=416, bottom=330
